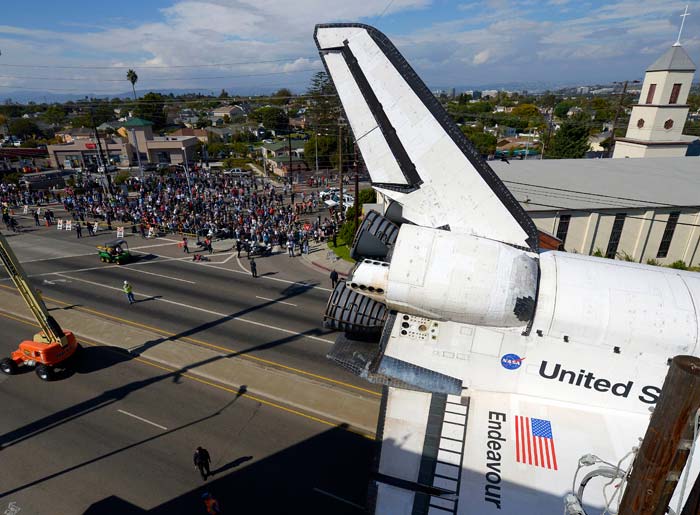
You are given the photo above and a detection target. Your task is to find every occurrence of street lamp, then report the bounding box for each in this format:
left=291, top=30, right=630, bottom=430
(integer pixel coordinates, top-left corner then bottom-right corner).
left=181, top=147, right=193, bottom=199
left=315, top=132, right=320, bottom=176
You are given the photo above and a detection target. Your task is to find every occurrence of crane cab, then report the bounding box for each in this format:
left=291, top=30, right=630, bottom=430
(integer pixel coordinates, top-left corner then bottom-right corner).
left=1, top=331, right=79, bottom=381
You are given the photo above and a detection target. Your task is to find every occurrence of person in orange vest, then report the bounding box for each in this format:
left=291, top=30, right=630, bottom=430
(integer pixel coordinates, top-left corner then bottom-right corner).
left=201, top=492, right=221, bottom=514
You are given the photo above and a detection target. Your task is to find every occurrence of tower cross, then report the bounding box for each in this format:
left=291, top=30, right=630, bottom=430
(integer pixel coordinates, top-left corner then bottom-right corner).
left=674, top=5, right=690, bottom=46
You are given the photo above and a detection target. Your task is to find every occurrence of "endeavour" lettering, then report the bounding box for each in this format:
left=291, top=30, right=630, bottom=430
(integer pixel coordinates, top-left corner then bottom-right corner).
left=485, top=411, right=506, bottom=510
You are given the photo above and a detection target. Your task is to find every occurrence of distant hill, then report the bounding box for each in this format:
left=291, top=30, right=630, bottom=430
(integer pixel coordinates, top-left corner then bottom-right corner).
left=0, top=86, right=292, bottom=104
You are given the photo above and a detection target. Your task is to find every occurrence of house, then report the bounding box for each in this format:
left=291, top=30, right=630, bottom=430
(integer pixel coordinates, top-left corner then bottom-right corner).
left=212, top=104, right=248, bottom=120
left=170, top=128, right=209, bottom=143
left=260, top=140, right=305, bottom=159
left=268, top=155, right=308, bottom=178
left=55, top=127, right=94, bottom=143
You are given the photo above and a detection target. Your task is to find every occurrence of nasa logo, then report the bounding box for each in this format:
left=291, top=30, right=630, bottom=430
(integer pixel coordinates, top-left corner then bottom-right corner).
left=501, top=354, right=525, bottom=370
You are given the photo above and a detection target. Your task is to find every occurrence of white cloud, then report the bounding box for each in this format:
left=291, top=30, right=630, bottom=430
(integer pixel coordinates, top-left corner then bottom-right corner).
left=473, top=49, right=491, bottom=65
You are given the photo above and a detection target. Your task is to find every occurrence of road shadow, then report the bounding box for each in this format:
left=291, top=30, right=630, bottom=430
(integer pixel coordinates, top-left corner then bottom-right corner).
left=208, top=455, right=253, bottom=477
left=259, top=271, right=278, bottom=277
left=128, top=280, right=324, bottom=359
left=72, top=345, right=133, bottom=375
left=134, top=295, right=162, bottom=304
left=81, top=425, right=373, bottom=515
left=0, top=392, right=242, bottom=497
left=48, top=303, right=83, bottom=311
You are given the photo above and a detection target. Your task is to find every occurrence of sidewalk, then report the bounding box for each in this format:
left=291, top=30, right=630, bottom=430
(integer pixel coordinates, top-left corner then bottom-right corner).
left=299, top=242, right=355, bottom=277
left=0, top=287, right=378, bottom=435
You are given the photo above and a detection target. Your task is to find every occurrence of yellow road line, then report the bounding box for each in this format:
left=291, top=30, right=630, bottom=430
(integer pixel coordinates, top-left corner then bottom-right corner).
left=0, top=310, right=376, bottom=440
left=0, top=284, right=380, bottom=397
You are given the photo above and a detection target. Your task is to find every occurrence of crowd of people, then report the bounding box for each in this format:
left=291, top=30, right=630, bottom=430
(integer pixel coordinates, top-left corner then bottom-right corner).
left=0, top=168, right=342, bottom=256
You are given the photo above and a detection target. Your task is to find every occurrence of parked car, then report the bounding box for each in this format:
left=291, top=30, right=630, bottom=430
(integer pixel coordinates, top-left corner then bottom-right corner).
left=319, top=187, right=340, bottom=200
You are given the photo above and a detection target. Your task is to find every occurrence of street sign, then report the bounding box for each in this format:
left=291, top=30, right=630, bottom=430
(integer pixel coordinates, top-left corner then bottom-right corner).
left=22, top=205, right=28, bottom=215
left=93, top=222, right=99, bottom=233
left=116, top=227, right=124, bottom=238
left=57, top=220, right=63, bottom=230
left=65, top=220, right=72, bottom=231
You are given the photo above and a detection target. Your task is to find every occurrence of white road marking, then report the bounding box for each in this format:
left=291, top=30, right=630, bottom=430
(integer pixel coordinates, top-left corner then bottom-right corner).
left=236, top=255, right=250, bottom=274
left=19, top=251, right=96, bottom=264
left=312, top=488, right=365, bottom=510
left=255, top=296, right=297, bottom=307
left=129, top=242, right=180, bottom=250
left=125, top=267, right=196, bottom=284
left=200, top=261, right=333, bottom=293
left=117, top=409, right=168, bottom=430
left=54, top=273, right=334, bottom=344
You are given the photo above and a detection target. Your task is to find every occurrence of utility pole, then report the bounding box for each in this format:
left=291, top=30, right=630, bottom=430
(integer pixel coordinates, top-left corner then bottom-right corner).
left=338, top=122, right=343, bottom=216
left=354, top=142, right=359, bottom=230
left=130, top=128, right=144, bottom=181
left=287, top=116, right=293, bottom=186
left=89, top=107, right=109, bottom=195
left=607, top=80, right=639, bottom=158
left=619, top=355, right=700, bottom=515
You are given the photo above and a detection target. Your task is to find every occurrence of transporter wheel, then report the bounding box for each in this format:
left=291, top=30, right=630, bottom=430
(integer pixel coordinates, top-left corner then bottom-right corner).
left=35, top=364, right=53, bottom=381
left=0, top=358, right=17, bottom=375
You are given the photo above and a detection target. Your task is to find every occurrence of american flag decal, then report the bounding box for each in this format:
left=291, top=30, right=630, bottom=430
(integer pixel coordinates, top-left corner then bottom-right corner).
left=515, top=416, right=558, bottom=470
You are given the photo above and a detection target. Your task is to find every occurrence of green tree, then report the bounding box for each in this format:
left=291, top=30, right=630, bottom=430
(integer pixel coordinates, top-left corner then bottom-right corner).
left=42, top=105, right=66, bottom=126
left=252, top=106, right=287, bottom=132
left=546, top=116, right=590, bottom=159
left=306, top=71, right=340, bottom=131
left=304, top=134, right=337, bottom=169
left=460, top=126, right=497, bottom=155
left=126, top=69, right=138, bottom=100
left=219, top=89, right=229, bottom=99
left=511, top=103, right=541, bottom=120
left=133, top=92, right=167, bottom=129
left=553, top=101, right=575, bottom=119
left=8, top=119, right=41, bottom=139
left=270, top=88, right=293, bottom=105
left=358, top=188, right=376, bottom=204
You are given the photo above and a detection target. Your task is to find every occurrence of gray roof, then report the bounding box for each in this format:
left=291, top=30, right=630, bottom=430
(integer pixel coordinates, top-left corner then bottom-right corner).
left=646, top=45, right=696, bottom=72
left=489, top=156, right=700, bottom=212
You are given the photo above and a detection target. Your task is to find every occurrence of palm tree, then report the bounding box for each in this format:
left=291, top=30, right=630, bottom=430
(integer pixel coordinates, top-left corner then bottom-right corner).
left=126, top=69, right=138, bottom=101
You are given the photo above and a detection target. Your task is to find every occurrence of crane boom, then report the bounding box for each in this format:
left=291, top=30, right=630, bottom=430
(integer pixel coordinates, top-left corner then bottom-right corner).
left=0, top=231, right=67, bottom=346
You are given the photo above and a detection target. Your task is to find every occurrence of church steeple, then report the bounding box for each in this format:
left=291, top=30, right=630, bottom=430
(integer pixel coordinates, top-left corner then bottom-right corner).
left=612, top=10, right=697, bottom=159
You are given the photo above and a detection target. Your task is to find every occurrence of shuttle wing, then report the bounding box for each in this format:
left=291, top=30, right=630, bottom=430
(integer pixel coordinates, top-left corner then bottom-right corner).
left=373, top=386, right=649, bottom=515
left=314, top=24, right=538, bottom=250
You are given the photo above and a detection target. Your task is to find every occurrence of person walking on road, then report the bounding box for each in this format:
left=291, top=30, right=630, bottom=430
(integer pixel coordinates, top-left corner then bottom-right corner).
left=75, top=222, right=82, bottom=239
left=194, top=446, right=212, bottom=480
left=87, top=222, right=95, bottom=237
left=250, top=258, right=258, bottom=278
left=330, top=269, right=339, bottom=288
left=122, top=280, right=135, bottom=304
left=182, top=236, right=189, bottom=254
left=202, top=492, right=221, bottom=514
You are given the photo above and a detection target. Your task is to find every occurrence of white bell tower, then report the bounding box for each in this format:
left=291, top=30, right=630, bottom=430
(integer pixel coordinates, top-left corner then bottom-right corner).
left=613, top=6, right=697, bottom=158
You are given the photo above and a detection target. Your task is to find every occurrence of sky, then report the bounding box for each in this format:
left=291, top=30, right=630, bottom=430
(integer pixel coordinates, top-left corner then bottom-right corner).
left=0, top=0, right=698, bottom=98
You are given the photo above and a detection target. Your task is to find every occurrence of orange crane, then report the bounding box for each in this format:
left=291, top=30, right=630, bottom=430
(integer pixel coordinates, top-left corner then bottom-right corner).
left=0, top=231, right=78, bottom=380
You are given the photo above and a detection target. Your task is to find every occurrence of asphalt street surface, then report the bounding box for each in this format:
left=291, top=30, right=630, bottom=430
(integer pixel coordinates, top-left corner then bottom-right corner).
left=0, top=212, right=377, bottom=514
left=0, top=304, right=373, bottom=514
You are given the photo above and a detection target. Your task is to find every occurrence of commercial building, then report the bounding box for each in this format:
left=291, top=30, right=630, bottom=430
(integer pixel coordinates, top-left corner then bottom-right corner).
left=47, top=118, right=198, bottom=169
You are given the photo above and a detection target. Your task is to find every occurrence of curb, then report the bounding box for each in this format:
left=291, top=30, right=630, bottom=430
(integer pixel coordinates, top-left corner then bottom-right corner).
left=309, top=259, right=350, bottom=277
left=0, top=290, right=377, bottom=435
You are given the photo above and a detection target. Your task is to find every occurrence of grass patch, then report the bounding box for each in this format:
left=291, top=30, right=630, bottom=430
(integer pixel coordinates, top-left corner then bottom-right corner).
left=327, top=239, right=354, bottom=262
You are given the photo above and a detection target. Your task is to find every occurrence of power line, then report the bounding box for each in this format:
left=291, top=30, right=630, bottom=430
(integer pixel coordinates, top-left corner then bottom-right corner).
left=0, top=67, right=323, bottom=83
left=0, top=57, right=319, bottom=70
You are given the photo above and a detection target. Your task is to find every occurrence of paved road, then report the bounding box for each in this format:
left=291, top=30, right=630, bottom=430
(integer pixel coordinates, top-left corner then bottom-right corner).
left=1, top=220, right=381, bottom=400
left=0, top=314, right=373, bottom=514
